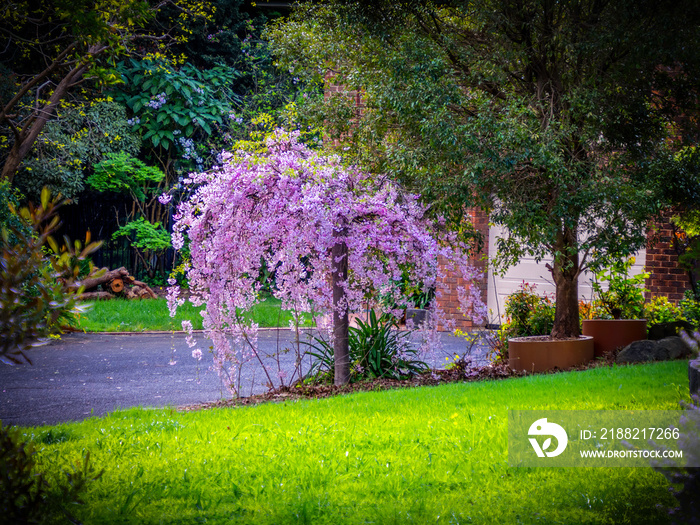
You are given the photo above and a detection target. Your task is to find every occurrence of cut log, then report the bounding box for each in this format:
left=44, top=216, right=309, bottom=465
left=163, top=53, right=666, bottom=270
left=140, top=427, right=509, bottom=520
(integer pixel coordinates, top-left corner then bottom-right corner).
left=131, top=279, right=158, bottom=299
left=109, top=278, right=124, bottom=293
left=71, top=267, right=130, bottom=292
left=69, top=266, right=158, bottom=300
left=78, top=291, right=115, bottom=301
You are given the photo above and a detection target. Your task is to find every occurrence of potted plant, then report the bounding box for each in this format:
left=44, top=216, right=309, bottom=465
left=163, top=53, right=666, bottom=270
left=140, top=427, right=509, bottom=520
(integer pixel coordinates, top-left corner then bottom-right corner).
left=581, top=257, right=649, bottom=357
left=504, top=283, right=594, bottom=372
left=405, top=286, right=434, bottom=327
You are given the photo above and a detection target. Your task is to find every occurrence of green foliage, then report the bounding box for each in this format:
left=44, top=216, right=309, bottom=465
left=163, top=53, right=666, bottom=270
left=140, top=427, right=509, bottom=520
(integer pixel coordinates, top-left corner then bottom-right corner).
left=591, top=257, right=649, bottom=319
left=680, top=291, right=700, bottom=326
left=504, top=283, right=556, bottom=337
left=0, top=181, right=31, bottom=244
left=89, top=152, right=164, bottom=202
left=306, top=311, right=429, bottom=383
left=113, top=217, right=171, bottom=252
left=0, top=423, right=43, bottom=523
left=21, top=361, right=689, bottom=524
left=111, top=217, right=170, bottom=282
left=491, top=283, right=555, bottom=362
left=232, top=28, right=325, bottom=147
left=644, top=296, right=685, bottom=325
left=646, top=393, right=700, bottom=524
left=89, top=153, right=167, bottom=280
left=16, top=100, right=141, bottom=201
left=164, top=0, right=276, bottom=70
left=0, top=0, right=181, bottom=181
left=112, top=57, right=241, bottom=160
left=0, top=189, right=101, bottom=363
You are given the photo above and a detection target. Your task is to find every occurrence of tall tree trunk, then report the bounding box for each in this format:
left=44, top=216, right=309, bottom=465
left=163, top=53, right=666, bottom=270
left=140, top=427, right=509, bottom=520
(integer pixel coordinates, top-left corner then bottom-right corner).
left=332, top=238, right=350, bottom=385
left=550, top=226, right=581, bottom=339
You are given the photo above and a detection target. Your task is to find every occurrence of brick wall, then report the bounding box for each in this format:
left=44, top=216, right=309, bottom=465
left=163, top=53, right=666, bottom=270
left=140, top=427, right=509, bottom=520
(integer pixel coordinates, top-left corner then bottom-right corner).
left=645, top=219, right=691, bottom=302
left=436, top=208, right=490, bottom=330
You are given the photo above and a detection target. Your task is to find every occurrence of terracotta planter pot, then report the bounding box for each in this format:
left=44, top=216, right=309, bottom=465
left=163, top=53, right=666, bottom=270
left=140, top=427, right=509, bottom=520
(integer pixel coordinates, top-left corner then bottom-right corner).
left=508, top=335, right=594, bottom=373
left=581, top=319, right=647, bottom=358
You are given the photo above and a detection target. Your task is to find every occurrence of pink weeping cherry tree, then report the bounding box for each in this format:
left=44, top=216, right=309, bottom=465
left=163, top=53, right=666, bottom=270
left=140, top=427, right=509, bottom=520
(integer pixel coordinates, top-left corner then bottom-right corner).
left=167, top=129, right=485, bottom=391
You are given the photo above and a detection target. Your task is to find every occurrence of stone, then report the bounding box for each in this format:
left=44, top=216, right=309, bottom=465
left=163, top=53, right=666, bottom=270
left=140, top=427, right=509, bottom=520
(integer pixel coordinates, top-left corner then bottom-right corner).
left=656, top=336, right=692, bottom=360
left=617, top=336, right=693, bottom=363
left=617, top=340, right=665, bottom=363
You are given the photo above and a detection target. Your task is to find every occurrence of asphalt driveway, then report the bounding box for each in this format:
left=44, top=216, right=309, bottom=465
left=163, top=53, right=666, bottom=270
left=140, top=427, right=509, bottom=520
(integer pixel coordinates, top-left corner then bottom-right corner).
left=0, top=330, right=489, bottom=427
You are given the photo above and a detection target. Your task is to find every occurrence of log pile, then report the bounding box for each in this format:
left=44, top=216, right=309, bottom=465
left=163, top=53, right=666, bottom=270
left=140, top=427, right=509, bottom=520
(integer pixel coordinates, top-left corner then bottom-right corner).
left=71, top=267, right=158, bottom=300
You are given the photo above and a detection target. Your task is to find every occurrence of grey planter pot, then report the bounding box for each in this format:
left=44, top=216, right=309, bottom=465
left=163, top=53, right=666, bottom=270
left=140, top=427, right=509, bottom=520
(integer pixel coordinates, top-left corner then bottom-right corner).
left=406, top=308, right=428, bottom=328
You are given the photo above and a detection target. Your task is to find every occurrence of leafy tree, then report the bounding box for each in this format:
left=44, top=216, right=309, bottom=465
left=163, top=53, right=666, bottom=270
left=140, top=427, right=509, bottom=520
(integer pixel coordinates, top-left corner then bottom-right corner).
left=14, top=99, right=141, bottom=201
left=89, top=152, right=169, bottom=279
left=162, top=0, right=274, bottom=70
left=268, top=0, right=700, bottom=338
left=0, top=0, right=213, bottom=183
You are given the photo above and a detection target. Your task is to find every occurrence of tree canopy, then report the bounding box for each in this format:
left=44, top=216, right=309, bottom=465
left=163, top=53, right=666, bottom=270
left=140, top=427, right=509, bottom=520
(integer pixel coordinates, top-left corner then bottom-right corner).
left=268, top=0, right=700, bottom=337
left=0, top=0, right=214, bottom=182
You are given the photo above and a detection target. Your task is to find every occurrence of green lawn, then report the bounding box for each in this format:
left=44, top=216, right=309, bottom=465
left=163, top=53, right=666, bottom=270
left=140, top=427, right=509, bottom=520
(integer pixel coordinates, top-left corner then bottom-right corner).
left=21, top=361, right=691, bottom=524
left=74, top=297, right=315, bottom=332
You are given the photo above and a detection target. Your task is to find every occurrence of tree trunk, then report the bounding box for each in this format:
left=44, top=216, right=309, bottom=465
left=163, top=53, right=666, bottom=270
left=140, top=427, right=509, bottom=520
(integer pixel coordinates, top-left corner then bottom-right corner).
left=550, top=227, right=581, bottom=339
left=332, top=239, right=350, bottom=385
left=1, top=63, right=86, bottom=182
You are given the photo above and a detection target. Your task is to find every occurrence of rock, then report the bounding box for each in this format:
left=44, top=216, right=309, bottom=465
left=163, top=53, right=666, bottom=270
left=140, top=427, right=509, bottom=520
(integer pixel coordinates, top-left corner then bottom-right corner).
left=617, top=336, right=692, bottom=363
left=690, top=360, right=700, bottom=395
left=656, top=336, right=692, bottom=359
left=648, top=321, right=695, bottom=340
left=690, top=359, right=700, bottom=396
left=617, top=340, right=665, bottom=363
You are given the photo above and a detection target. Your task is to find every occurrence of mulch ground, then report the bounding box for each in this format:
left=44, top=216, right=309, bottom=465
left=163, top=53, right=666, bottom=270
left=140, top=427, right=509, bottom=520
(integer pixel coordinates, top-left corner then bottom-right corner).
left=178, top=350, right=621, bottom=413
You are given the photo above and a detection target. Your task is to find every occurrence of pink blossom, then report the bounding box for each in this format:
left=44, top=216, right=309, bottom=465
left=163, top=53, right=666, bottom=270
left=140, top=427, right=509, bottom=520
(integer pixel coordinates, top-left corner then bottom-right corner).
left=158, top=193, right=173, bottom=205
left=168, top=129, right=485, bottom=393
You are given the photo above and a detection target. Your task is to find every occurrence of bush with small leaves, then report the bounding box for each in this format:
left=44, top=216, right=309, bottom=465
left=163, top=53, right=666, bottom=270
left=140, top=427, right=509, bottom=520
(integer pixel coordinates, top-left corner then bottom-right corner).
left=0, top=188, right=101, bottom=363
left=0, top=422, right=103, bottom=524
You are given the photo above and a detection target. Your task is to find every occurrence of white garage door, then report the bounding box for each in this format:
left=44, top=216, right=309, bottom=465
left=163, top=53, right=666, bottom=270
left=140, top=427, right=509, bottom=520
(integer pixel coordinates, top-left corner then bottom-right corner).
left=486, top=224, right=647, bottom=324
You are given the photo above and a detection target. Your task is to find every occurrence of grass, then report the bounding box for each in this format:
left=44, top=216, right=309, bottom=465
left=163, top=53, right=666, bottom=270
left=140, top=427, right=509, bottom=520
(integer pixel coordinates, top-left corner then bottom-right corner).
left=74, top=296, right=315, bottom=332
left=21, top=361, right=691, bottom=524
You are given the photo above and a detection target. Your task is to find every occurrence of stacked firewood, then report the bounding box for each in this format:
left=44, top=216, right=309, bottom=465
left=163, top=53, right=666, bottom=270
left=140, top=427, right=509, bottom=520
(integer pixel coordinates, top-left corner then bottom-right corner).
left=70, top=267, right=157, bottom=300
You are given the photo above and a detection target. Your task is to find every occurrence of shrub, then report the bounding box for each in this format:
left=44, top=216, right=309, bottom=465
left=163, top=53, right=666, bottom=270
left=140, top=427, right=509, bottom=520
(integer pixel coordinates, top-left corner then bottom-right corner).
left=647, top=395, right=700, bottom=524
left=0, top=422, right=103, bottom=524
left=489, top=283, right=555, bottom=362
left=305, top=311, right=429, bottom=383
left=506, top=284, right=555, bottom=337
left=644, top=296, right=685, bottom=325
left=591, top=257, right=648, bottom=319
left=679, top=291, right=700, bottom=326
left=0, top=189, right=101, bottom=363
left=0, top=423, right=43, bottom=522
